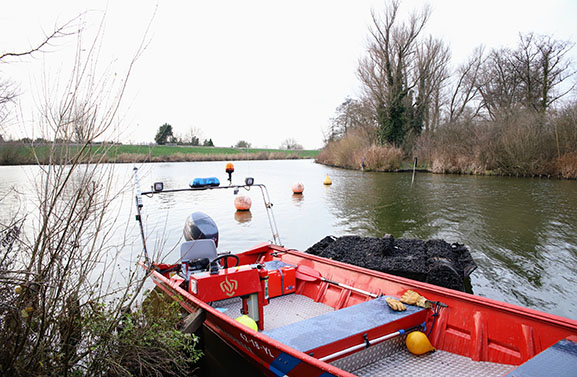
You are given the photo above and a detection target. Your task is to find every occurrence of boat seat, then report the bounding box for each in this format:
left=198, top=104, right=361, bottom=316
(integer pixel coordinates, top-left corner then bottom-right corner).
left=503, top=339, right=577, bottom=377
left=180, top=239, right=218, bottom=262
left=180, top=239, right=218, bottom=279
left=262, top=296, right=426, bottom=354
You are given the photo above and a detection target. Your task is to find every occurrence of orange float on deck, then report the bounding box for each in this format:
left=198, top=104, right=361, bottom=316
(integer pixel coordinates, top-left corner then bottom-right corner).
left=292, top=182, right=304, bottom=194
left=234, top=195, right=252, bottom=211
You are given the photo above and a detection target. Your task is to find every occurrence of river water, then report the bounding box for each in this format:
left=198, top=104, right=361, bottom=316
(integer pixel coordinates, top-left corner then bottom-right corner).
left=1, top=159, right=577, bottom=320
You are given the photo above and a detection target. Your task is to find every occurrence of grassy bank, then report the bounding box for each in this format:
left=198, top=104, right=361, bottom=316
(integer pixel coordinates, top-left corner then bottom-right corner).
left=0, top=143, right=319, bottom=165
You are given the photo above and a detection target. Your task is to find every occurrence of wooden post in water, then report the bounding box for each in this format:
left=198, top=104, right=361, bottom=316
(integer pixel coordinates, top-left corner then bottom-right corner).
left=411, top=157, right=417, bottom=184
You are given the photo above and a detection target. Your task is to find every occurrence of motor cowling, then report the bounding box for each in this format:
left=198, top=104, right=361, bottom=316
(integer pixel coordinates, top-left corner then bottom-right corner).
left=183, top=211, right=219, bottom=247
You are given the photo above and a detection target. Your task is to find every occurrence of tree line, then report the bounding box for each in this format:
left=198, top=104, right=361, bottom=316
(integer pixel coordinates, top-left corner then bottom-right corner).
left=154, top=123, right=214, bottom=146
left=321, top=0, right=577, bottom=178
left=154, top=123, right=304, bottom=150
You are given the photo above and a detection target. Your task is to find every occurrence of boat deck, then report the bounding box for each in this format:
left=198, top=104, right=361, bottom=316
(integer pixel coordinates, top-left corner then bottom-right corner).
left=212, top=293, right=335, bottom=331
left=331, top=335, right=512, bottom=376
left=212, top=293, right=515, bottom=377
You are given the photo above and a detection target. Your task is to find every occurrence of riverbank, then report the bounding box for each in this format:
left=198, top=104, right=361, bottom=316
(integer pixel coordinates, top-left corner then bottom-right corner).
left=316, top=156, right=577, bottom=180
left=316, top=130, right=577, bottom=180
left=0, top=143, right=320, bottom=165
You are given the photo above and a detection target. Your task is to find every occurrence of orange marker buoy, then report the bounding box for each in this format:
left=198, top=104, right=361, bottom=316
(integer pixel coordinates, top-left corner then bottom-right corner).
left=234, top=195, right=252, bottom=211
left=292, top=182, right=304, bottom=194
left=226, top=162, right=235, bottom=182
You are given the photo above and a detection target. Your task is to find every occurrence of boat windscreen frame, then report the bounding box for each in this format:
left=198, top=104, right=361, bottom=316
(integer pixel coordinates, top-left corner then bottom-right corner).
left=132, top=167, right=282, bottom=264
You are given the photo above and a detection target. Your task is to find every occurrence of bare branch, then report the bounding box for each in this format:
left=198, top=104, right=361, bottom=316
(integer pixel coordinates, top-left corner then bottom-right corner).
left=0, top=16, right=81, bottom=62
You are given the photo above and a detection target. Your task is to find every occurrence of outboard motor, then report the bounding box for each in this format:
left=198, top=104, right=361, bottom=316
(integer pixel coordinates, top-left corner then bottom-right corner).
left=183, top=211, right=219, bottom=247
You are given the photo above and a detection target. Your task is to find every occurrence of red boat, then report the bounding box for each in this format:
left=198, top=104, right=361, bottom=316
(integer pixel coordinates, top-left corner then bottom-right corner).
left=134, top=169, right=577, bottom=377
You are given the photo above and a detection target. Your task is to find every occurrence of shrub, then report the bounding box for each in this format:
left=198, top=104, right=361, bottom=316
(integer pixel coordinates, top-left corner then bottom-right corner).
left=317, top=130, right=402, bottom=171
left=486, top=112, right=557, bottom=176
left=87, top=290, right=202, bottom=377
left=317, top=130, right=370, bottom=169
left=415, top=122, right=487, bottom=174
left=363, top=144, right=403, bottom=171
left=557, top=152, right=577, bottom=179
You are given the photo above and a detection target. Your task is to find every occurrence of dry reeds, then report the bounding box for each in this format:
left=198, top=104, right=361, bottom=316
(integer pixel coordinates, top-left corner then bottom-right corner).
left=413, top=108, right=577, bottom=178
left=316, top=131, right=402, bottom=171
left=557, top=152, right=577, bottom=179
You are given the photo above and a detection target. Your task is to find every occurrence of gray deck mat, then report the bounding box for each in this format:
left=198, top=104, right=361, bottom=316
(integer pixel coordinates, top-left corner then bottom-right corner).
left=354, top=348, right=515, bottom=377
left=212, top=293, right=334, bottom=331
left=213, top=294, right=514, bottom=376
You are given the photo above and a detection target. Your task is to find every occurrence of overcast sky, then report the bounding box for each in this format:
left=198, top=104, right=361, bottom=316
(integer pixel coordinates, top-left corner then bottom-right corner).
left=1, top=0, right=576, bottom=149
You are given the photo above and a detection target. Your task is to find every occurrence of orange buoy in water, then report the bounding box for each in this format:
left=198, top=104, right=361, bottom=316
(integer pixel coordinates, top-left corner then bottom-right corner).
left=234, top=195, right=252, bottom=211
left=292, top=182, right=304, bottom=194
left=323, top=175, right=332, bottom=185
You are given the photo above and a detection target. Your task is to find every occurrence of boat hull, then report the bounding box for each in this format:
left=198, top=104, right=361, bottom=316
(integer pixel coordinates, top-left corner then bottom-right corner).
left=149, top=244, right=577, bottom=377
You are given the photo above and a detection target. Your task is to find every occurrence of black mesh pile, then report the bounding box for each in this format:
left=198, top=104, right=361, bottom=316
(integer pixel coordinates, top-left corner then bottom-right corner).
left=305, top=235, right=477, bottom=292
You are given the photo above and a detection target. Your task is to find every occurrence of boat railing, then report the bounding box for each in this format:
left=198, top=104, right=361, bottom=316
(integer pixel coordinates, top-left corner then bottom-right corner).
left=132, top=167, right=283, bottom=264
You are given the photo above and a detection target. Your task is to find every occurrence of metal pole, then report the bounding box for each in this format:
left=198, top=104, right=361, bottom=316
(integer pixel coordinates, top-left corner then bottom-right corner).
left=411, top=157, right=417, bottom=185
left=133, top=167, right=150, bottom=264
left=258, top=185, right=282, bottom=246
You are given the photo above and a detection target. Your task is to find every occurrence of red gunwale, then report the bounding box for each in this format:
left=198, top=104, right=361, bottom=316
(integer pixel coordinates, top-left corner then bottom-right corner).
left=145, top=243, right=577, bottom=376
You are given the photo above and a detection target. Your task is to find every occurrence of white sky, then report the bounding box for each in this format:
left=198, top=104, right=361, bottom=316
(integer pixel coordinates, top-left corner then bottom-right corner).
left=1, top=0, right=576, bottom=149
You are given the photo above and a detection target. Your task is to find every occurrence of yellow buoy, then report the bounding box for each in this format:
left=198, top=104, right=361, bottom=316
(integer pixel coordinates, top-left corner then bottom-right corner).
left=235, top=315, right=258, bottom=331
left=292, top=182, right=304, bottom=194
left=323, top=175, right=332, bottom=185
left=406, top=331, right=435, bottom=355
left=234, top=196, right=252, bottom=211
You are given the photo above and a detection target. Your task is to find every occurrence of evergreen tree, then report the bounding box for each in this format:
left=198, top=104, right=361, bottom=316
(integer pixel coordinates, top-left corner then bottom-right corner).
left=154, top=123, right=173, bottom=145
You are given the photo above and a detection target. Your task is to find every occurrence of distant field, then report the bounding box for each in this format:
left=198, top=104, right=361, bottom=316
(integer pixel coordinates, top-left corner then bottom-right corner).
left=104, top=144, right=319, bottom=159
left=0, top=143, right=320, bottom=165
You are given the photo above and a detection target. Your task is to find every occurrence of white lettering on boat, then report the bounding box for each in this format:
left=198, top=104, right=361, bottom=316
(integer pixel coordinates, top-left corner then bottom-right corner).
left=240, top=333, right=274, bottom=358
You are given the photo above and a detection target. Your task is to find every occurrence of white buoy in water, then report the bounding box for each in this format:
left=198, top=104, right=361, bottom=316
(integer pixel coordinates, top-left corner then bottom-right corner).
left=234, top=196, right=252, bottom=211
left=292, top=182, right=304, bottom=194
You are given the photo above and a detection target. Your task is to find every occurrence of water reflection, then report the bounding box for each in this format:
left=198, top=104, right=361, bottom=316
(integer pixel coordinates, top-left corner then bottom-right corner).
left=234, top=211, right=252, bottom=224
left=2, top=160, right=577, bottom=320
left=291, top=193, right=304, bottom=206
left=323, top=169, right=577, bottom=319
left=325, top=171, right=432, bottom=238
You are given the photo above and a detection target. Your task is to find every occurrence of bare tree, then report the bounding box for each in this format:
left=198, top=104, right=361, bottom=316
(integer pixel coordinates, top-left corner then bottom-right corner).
left=477, top=33, right=575, bottom=120
left=412, top=36, right=450, bottom=132
left=0, top=11, right=201, bottom=377
left=183, top=126, right=203, bottom=145
left=0, top=77, right=17, bottom=129
left=280, top=138, right=303, bottom=150
left=448, top=46, right=485, bottom=122
left=326, top=97, right=376, bottom=142
left=357, top=0, right=449, bottom=145
left=477, top=48, right=521, bottom=120
left=0, top=18, right=78, bottom=135
left=532, top=34, right=575, bottom=112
